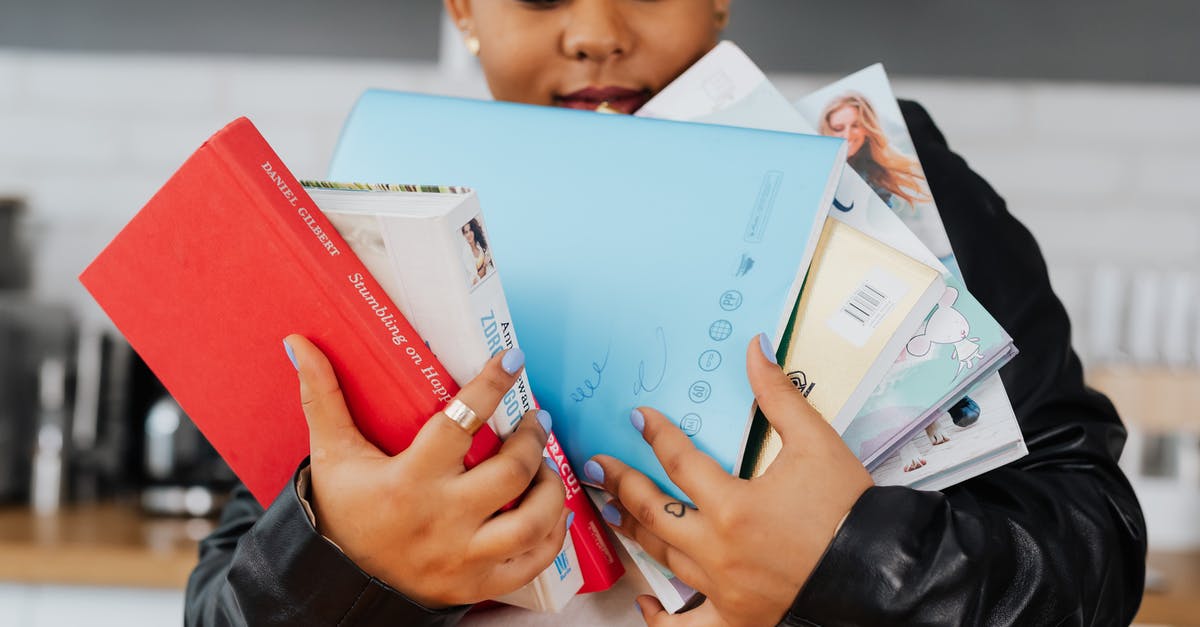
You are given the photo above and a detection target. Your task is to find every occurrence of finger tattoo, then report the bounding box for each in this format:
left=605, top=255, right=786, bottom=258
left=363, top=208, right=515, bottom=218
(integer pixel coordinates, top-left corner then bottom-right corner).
left=664, top=501, right=694, bottom=518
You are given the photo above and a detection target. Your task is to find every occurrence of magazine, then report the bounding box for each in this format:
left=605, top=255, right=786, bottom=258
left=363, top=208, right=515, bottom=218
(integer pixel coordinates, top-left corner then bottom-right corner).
left=796, top=64, right=1028, bottom=484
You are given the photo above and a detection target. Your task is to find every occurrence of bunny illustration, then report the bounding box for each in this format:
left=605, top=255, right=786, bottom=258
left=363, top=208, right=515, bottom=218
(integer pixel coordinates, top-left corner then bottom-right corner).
left=907, top=286, right=982, bottom=380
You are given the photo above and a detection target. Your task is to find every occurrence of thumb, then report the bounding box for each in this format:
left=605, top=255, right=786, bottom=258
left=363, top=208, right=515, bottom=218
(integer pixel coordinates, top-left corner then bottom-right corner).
left=745, top=334, right=832, bottom=450
left=284, top=334, right=380, bottom=462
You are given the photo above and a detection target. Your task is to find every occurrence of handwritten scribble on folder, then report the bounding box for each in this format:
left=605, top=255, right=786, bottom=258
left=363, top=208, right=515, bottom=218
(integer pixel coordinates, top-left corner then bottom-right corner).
left=330, top=92, right=845, bottom=502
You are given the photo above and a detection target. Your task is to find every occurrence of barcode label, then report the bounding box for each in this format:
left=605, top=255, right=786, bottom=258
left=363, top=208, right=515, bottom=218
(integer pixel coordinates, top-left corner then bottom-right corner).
left=842, top=283, right=888, bottom=325
left=827, top=267, right=907, bottom=347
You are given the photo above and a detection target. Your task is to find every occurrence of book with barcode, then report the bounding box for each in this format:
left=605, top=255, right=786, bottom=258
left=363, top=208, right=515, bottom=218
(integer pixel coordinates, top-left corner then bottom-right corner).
left=636, top=42, right=946, bottom=479
left=328, top=90, right=846, bottom=506
left=309, top=182, right=622, bottom=605
left=78, top=117, right=503, bottom=507
left=796, top=64, right=1026, bottom=485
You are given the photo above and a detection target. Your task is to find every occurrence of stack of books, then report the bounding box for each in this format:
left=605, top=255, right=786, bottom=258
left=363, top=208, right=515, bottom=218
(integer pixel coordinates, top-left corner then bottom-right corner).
left=81, top=42, right=1026, bottom=614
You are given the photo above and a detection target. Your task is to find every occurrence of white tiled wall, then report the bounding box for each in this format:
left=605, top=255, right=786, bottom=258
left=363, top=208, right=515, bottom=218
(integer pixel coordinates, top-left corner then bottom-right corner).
left=0, top=584, right=183, bottom=627
left=1, top=48, right=1198, bottom=363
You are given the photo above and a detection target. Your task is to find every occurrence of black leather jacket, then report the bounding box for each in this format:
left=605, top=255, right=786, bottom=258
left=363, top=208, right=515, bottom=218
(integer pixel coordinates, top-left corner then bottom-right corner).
left=184, top=101, right=1147, bottom=626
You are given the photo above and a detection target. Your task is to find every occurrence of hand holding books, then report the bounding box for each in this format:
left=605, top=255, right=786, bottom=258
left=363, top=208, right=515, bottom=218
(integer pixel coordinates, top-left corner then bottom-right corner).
left=286, top=335, right=570, bottom=609
left=587, top=336, right=873, bottom=626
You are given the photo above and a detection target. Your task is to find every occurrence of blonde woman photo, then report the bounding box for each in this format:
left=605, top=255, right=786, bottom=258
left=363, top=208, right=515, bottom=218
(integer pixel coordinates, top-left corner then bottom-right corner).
left=818, top=92, right=931, bottom=212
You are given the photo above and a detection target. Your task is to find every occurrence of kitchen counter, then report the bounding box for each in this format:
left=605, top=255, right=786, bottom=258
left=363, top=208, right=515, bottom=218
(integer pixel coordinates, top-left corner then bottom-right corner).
left=0, top=503, right=207, bottom=589
left=0, top=503, right=1196, bottom=623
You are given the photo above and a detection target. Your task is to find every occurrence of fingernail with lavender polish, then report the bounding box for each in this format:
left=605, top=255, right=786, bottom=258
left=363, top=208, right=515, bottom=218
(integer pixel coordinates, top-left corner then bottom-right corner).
left=758, top=333, right=778, bottom=365
left=630, top=409, right=645, bottom=434
left=536, top=409, right=552, bottom=433
left=602, top=501, right=622, bottom=526
left=584, top=459, right=604, bottom=484
left=283, top=340, right=299, bottom=371
left=544, top=456, right=559, bottom=475
left=501, top=348, right=525, bottom=375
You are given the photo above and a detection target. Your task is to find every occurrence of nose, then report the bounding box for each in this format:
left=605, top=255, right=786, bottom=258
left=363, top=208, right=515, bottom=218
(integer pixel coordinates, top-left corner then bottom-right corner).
left=561, top=0, right=633, bottom=62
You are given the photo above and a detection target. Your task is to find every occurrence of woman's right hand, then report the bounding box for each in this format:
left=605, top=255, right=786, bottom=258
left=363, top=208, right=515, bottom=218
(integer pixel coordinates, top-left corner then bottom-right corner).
left=283, top=335, right=568, bottom=609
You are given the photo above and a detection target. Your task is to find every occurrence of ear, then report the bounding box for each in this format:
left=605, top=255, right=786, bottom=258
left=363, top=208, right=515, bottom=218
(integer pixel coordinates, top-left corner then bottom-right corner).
left=938, top=285, right=959, bottom=307
left=714, top=0, right=732, bottom=29
left=444, top=0, right=474, bottom=32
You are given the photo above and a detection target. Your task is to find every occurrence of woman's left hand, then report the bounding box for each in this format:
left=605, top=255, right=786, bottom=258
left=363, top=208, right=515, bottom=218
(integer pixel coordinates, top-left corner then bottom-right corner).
left=586, top=335, right=873, bottom=626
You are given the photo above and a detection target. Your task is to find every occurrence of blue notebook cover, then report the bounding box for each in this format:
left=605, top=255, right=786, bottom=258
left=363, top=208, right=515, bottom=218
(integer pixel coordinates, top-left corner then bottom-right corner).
left=329, top=91, right=845, bottom=502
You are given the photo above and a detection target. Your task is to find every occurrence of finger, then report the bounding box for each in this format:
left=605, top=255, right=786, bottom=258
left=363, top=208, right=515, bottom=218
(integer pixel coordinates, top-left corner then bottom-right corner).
left=603, top=500, right=714, bottom=593
left=745, top=334, right=832, bottom=449
left=479, top=507, right=571, bottom=599
left=407, top=348, right=525, bottom=471
left=468, top=462, right=566, bottom=559
left=459, top=409, right=552, bottom=512
left=285, top=334, right=381, bottom=462
left=635, top=407, right=735, bottom=508
left=590, top=454, right=707, bottom=554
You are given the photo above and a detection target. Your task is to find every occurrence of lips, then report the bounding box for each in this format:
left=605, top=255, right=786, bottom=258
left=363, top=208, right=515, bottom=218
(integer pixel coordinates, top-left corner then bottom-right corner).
left=556, top=86, right=651, bottom=114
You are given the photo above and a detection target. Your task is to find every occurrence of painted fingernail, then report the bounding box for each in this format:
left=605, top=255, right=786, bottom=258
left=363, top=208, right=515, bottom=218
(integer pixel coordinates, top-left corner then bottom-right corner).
left=584, top=459, right=605, bottom=484
left=544, top=456, right=559, bottom=475
left=283, top=339, right=299, bottom=371
left=536, top=409, right=552, bottom=434
left=567, top=511, right=576, bottom=529
left=630, top=409, right=645, bottom=433
left=501, top=348, right=525, bottom=375
left=758, top=333, right=778, bottom=365
left=602, top=501, right=622, bottom=526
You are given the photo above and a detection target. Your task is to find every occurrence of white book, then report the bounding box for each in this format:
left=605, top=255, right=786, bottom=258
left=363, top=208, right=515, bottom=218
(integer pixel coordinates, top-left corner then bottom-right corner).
left=309, top=182, right=584, bottom=612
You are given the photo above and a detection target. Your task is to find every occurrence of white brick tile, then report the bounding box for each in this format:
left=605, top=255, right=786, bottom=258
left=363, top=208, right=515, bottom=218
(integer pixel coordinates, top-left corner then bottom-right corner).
left=0, top=50, right=27, bottom=112
left=25, top=52, right=223, bottom=116
left=218, top=58, right=437, bottom=120
left=125, top=113, right=234, bottom=170
left=24, top=170, right=161, bottom=222
left=893, top=79, right=1030, bottom=142
left=1029, top=83, right=1200, bottom=145
left=1018, top=207, right=1200, bottom=265
left=961, top=144, right=1129, bottom=200
left=0, top=112, right=132, bottom=168
left=0, top=159, right=36, bottom=199
left=964, top=142, right=1132, bottom=199
left=1132, top=150, right=1200, bottom=198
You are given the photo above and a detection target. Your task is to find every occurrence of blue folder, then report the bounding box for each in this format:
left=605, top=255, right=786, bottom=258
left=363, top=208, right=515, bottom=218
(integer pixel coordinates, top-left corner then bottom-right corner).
left=329, top=91, right=844, bottom=502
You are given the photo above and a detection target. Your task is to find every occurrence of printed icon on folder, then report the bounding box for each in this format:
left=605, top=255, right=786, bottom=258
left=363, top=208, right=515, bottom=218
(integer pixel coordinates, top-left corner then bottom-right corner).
left=679, top=414, right=703, bottom=437
left=688, top=381, right=712, bottom=403
left=698, top=350, right=722, bottom=372
left=719, top=290, right=744, bottom=311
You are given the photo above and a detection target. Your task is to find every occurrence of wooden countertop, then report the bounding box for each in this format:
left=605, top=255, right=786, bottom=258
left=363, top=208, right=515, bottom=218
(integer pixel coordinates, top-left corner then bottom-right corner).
left=1139, top=551, right=1200, bottom=626
left=0, top=503, right=207, bottom=589
left=0, top=503, right=1196, bottom=624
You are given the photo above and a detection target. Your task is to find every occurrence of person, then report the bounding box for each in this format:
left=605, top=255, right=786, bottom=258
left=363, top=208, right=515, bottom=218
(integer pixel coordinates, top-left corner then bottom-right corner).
left=460, top=218, right=494, bottom=285
left=818, top=92, right=931, bottom=212
left=185, top=1, right=1147, bottom=625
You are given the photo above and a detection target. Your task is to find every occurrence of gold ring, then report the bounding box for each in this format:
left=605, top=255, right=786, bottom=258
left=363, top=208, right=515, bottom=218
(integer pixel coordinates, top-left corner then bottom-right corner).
left=442, top=398, right=487, bottom=435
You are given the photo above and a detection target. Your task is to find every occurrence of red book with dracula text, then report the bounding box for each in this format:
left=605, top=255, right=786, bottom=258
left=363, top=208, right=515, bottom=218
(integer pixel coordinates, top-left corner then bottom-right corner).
left=80, top=117, right=503, bottom=506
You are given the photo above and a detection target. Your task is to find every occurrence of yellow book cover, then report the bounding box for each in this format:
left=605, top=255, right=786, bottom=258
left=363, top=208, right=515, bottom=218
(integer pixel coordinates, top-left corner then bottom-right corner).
left=744, top=219, right=942, bottom=476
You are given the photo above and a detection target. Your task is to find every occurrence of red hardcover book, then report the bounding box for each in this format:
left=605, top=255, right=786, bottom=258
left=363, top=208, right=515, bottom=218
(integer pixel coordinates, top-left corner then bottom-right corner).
left=80, top=117, right=502, bottom=506
left=545, top=431, right=625, bottom=593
